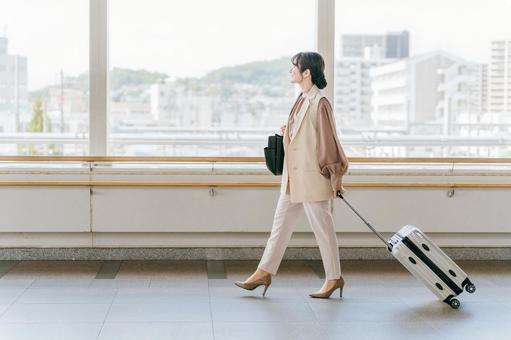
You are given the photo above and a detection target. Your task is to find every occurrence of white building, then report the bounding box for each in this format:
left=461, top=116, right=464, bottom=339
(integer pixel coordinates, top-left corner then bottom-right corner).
left=370, top=51, right=472, bottom=132
left=437, top=62, right=488, bottom=136
left=150, top=79, right=213, bottom=128
left=488, top=40, right=511, bottom=115
left=340, top=31, right=409, bottom=59
left=335, top=32, right=408, bottom=129
left=0, top=36, right=28, bottom=133
left=335, top=58, right=392, bottom=127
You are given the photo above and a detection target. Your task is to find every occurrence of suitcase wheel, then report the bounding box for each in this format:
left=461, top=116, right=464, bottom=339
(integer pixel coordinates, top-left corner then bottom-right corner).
left=448, top=298, right=461, bottom=309
left=465, top=284, right=476, bottom=294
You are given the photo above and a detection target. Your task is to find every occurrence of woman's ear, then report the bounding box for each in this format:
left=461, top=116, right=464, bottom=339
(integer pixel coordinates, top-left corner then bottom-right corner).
left=302, top=69, right=311, bottom=78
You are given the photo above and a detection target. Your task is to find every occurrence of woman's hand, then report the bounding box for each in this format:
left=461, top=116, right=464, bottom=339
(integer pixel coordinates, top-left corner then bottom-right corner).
left=278, top=125, right=286, bottom=136
left=334, top=186, right=346, bottom=198
left=330, top=175, right=346, bottom=196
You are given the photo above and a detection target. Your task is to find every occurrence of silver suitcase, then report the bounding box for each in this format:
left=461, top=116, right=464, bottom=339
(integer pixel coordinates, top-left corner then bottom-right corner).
left=337, top=192, right=476, bottom=309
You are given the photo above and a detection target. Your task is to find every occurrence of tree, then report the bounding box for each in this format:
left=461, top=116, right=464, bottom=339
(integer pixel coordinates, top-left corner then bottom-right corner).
left=22, top=97, right=53, bottom=155
left=27, top=97, right=49, bottom=133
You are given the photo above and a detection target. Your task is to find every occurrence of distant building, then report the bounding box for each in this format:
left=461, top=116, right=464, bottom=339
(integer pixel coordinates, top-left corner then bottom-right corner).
left=0, top=36, right=28, bottom=132
left=335, top=31, right=409, bottom=129
left=488, top=40, right=511, bottom=115
left=340, top=34, right=386, bottom=59
left=335, top=58, right=391, bottom=127
left=339, top=31, right=409, bottom=59
left=437, top=62, right=488, bottom=135
left=47, top=87, right=88, bottom=115
left=44, top=87, right=88, bottom=133
left=150, top=79, right=213, bottom=128
left=385, top=31, right=410, bottom=59
left=370, top=50, right=487, bottom=134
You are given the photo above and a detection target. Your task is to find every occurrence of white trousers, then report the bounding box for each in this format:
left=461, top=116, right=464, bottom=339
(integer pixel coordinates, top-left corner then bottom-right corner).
left=258, top=193, right=341, bottom=280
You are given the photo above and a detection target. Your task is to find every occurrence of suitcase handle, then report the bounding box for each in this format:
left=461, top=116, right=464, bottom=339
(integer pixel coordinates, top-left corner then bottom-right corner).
left=336, top=191, right=393, bottom=251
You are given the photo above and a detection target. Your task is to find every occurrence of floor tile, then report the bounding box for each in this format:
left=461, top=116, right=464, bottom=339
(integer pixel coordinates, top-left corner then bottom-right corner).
left=0, top=303, right=110, bottom=323
left=0, top=259, right=508, bottom=340
left=318, top=321, right=442, bottom=340
left=113, top=288, right=209, bottom=304
left=308, top=299, right=425, bottom=323
left=17, top=288, right=117, bottom=304
left=0, top=323, right=102, bottom=340
left=211, top=301, right=316, bottom=322
left=105, top=303, right=211, bottom=322
left=98, top=322, right=214, bottom=340
left=214, top=322, right=328, bottom=340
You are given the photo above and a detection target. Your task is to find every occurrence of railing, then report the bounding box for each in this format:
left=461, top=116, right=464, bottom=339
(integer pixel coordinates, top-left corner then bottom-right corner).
left=0, top=181, right=510, bottom=188
left=2, top=133, right=511, bottom=146
left=1, top=157, right=510, bottom=189
left=1, top=156, right=511, bottom=163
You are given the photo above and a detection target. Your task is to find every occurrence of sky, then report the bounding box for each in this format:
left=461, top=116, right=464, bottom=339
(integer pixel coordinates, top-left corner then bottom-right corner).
left=1, top=0, right=510, bottom=90
left=336, top=0, right=511, bottom=63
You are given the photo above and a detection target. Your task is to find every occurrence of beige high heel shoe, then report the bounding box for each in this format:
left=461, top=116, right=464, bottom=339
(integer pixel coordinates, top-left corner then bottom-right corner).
left=234, top=273, right=272, bottom=297
left=309, top=276, right=344, bottom=299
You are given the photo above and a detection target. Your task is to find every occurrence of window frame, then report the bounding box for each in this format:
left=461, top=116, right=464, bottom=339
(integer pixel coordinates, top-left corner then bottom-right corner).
left=3, top=0, right=509, bottom=162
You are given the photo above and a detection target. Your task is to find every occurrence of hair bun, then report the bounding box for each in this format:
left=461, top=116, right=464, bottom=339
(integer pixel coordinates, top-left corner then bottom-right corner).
left=315, top=73, right=327, bottom=89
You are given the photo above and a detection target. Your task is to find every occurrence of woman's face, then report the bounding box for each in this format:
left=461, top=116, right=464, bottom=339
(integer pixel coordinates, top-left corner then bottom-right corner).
left=289, top=64, right=303, bottom=84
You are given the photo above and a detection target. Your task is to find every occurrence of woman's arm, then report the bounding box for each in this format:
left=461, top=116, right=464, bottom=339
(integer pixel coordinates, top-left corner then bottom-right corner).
left=316, top=97, right=349, bottom=193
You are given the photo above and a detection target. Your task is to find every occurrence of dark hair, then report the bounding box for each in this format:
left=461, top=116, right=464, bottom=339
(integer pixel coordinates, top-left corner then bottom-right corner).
left=291, top=52, right=327, bottom=89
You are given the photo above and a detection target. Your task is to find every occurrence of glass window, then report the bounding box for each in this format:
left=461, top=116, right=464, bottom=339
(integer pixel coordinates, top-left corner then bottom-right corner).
left=0, top=0, right=89, bottom=155
left=109, top=0, right=315, bottom=156
left=335, top=0, right=511, bottom=157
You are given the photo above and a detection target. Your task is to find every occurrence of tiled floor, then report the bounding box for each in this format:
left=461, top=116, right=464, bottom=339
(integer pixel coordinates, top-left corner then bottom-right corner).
left=0, top=259, right=509, bottom=340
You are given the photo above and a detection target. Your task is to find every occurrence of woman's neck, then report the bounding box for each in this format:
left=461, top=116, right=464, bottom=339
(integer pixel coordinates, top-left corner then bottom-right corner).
left=299, top=81, right=314, bottom=94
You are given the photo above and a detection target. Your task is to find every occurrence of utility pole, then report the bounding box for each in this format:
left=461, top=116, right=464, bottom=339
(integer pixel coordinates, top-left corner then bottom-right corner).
left=60, top=69, right=64, bottom=132
left=14, top=55, right=20, bottom=133
left=43, top=100, right=47, bottom=133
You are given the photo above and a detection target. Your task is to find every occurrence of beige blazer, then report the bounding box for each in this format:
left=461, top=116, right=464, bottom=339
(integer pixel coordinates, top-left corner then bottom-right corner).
left=280, top=86, right=334, bottom=203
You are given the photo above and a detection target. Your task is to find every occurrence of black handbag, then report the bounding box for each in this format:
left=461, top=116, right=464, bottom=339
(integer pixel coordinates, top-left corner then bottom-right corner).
left=264, top=134, right=285, bottom=175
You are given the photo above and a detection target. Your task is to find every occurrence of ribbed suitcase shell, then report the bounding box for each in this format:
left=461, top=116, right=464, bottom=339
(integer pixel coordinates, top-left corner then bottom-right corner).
left=390, top=225, right=475, bottom=308
left=337, top=192, right=476, bottom=309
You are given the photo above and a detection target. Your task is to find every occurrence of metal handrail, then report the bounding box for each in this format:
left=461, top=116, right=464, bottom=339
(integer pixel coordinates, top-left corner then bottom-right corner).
left=0, top=181, right=510, bottom=188
left=1, top=156, right=511, bottom=163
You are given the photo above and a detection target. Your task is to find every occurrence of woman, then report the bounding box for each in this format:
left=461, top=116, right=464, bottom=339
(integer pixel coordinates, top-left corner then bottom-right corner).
left=235, top=52, right=349, bottom=298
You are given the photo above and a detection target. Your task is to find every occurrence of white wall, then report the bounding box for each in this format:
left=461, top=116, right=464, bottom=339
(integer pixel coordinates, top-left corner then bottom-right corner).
left=0, top=161, right=510, bottom=248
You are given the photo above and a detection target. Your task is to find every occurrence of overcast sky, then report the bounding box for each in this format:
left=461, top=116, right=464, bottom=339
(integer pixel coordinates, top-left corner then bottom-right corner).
left=1, top=0, right=510, bottom=90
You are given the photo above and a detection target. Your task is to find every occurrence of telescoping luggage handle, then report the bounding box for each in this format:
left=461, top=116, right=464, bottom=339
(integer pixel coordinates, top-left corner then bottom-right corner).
left=336, top=191, right=393, bottom=251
